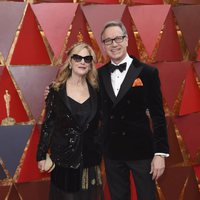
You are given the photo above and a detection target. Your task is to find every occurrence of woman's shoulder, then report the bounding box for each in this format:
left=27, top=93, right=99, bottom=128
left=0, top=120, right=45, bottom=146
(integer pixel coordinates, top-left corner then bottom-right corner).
left=50, top=82, right=66, bottom=92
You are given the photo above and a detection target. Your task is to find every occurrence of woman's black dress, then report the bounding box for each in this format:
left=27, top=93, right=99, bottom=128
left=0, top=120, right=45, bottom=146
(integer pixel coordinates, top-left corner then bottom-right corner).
left=49, top=96, right=104, bottom=200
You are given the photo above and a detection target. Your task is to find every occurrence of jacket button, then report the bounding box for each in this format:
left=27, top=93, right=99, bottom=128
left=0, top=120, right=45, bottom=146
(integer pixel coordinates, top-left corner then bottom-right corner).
left=110, top=115, right=114, bottom=119
left=91, top=179, right=96, bottom=185
left=127, top=100, right=131, bottom=104
left=122, top=132, right=126, bottom=136
left=121, top=115, right=125, bottom=120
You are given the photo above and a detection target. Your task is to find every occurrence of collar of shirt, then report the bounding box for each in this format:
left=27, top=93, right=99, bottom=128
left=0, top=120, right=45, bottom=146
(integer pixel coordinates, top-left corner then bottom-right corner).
left=111, top=54, right=133, bottom=74
left=110, top=54, right=133, bottom=96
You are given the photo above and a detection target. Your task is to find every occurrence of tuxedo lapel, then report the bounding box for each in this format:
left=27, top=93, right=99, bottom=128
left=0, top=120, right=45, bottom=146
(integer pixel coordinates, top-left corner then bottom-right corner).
left=113, top=61, right=143, bottom=107
left=101, top=65, right=116, bottom=102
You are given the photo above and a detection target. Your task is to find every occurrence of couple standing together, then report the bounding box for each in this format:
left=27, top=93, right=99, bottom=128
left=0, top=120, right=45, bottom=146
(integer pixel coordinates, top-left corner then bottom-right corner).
left=37, top=20, right=169, bottom=200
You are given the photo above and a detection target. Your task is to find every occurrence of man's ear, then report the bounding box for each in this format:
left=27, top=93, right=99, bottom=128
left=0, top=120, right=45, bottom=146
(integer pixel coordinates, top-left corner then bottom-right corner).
left=125, top=36, right=129, bottom=47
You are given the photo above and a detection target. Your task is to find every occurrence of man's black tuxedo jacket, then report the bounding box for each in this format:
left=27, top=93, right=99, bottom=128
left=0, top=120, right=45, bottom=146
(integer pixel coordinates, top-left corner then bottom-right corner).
left=98, top=57, right=169, bottom=161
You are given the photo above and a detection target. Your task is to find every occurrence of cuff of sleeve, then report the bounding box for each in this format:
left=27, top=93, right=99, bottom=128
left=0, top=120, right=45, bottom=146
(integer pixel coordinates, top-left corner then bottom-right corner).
left=154, top=153, right=169, bottom=158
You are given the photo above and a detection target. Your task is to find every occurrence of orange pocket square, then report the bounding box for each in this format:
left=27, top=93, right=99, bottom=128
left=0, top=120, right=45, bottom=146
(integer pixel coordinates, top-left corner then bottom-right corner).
left=132, top=78, right=143, bottom=87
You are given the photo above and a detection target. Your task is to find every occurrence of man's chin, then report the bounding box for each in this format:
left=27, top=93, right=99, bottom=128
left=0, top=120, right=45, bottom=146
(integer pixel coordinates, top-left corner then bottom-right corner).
left=110, top=56, right=123, bottom=63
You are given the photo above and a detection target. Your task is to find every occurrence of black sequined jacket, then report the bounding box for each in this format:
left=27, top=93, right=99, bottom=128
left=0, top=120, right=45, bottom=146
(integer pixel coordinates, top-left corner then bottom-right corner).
left=36, top=83, right=101, bottom=168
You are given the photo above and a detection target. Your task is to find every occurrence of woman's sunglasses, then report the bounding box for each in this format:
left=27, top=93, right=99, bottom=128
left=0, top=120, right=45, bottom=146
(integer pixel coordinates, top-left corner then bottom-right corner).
left=71, top=54, right=93, bottom=64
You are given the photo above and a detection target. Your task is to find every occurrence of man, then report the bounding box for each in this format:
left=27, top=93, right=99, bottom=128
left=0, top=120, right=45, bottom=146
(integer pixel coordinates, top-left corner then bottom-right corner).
left=98, top=20, right=169, bottom=200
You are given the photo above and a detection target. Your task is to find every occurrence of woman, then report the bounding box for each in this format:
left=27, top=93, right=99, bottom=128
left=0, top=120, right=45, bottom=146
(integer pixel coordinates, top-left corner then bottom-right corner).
left=37, top=42, right=104, bottom=200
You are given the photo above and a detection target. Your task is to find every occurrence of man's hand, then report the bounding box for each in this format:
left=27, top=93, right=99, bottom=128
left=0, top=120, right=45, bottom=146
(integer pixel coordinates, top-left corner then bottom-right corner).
left=150, top=155, right=165, bottom=180
left=38, top=160, right=46, bottom=173
left=44, top=86, right=50, bottom=100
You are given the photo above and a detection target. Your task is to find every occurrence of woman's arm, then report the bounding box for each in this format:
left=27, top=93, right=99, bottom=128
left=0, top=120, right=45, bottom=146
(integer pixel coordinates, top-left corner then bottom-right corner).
left=36, top=87, right=56, bottom=162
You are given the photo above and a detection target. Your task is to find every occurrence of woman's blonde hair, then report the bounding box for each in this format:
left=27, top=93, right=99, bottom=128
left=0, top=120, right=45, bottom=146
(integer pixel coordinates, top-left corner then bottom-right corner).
left=53, top=42, right=98, bottom=90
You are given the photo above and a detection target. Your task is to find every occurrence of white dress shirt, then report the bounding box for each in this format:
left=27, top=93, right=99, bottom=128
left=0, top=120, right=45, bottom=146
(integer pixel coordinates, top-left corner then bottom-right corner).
left=111, top=54, right=133, bottom=96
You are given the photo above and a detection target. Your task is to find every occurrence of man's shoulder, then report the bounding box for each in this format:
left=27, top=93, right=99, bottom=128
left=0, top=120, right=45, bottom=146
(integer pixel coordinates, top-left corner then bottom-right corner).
left=141, top=62, right=156, bottom=71
left=131, top=57, right=157, bottom=73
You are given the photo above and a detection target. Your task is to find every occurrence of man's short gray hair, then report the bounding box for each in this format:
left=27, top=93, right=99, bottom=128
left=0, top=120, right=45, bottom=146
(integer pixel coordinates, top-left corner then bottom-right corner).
left=101, top=20, right=128, bottom=41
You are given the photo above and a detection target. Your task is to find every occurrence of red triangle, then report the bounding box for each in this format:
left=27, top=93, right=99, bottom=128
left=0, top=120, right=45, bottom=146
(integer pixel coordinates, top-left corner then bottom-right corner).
left=183, top=167, right=200, bottom=199
left=174, top=113, right=200, bottom=162
left=193, top=165, right=200, bottom=184
left=197, top=46, right=200, bottom=61
left=0, top=67, right=30, bottom=123
left=0, top=185, right=9, bottom=200
left=179, top=66, right=200, bottom=116
left=156, top=8, right=183, bottom=61
left=122, top=7, right=139, bottom=59
left=158, top=166, right=191, bottom=200
left=0, top=2, right=26, bottom=60
left=173, top=5, right=200, bottom=57
left=129, top=5, right=170, bottom=57
left=165, top=117, right=184, bottom=167
left=130, top=174, right=137, bottom=200
left=82, top=4, right=126, bottom=59
left=16, top=180, right=50, bottom=200
left=0, top=66, right=4, bottom=79
left=17, top=124, right=49, bottom=183
left=62, top=6, right=93, bottom=63
left=7, top=185, right=21, bottom=200
left=156, top=62, right=190, bottom=111
left=103, top=180, right=111, bottom=200
left=10, top=4, right=51, bottom=65
left=67, top=6, right=92, bottom=48
left=31, top=3, right=78, bottom=59
left=194, top=62, right=200, bottom=79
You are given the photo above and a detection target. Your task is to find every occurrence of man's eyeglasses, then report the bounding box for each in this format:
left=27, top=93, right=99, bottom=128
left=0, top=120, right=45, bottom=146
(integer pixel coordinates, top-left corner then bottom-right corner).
left=102, top=35, right=126, bottom=45
left=71, top=54, right=93, bottom=64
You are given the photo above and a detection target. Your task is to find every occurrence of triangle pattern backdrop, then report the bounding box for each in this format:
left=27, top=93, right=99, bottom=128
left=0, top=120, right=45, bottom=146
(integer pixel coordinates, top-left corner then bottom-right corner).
left=0, top=1, right=200, bottom=200
left=173, top=5, right=200, bottom=59
left=0, top=2, right=26, bottom=60
left=0, top=125, right=33, bottom=177
left=0, top=67, right=30, bottom=123
left=156, top=61, right=190, bottom=112
left=17, top=124, right=49, bottom=183
left=129, top=5, right=170, bottom=57
left=31, top=3, right=78, bottom=59
left=9, top=66, right=59, bottom=121
left=10, top=4, right=51, bottom=65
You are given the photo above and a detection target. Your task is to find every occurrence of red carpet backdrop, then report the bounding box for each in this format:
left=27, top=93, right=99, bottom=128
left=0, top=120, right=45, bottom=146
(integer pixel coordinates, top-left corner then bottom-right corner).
left=0, top=0, right=200, bottom=199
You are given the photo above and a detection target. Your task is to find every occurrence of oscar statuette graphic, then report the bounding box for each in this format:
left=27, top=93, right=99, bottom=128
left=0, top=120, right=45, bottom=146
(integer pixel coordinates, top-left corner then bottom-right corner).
left=1, top=90, right=16, bottom=126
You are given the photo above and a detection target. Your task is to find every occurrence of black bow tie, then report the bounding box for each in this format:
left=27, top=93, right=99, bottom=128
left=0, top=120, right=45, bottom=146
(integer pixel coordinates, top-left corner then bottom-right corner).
left=109, top=63, right=127, bottom=73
